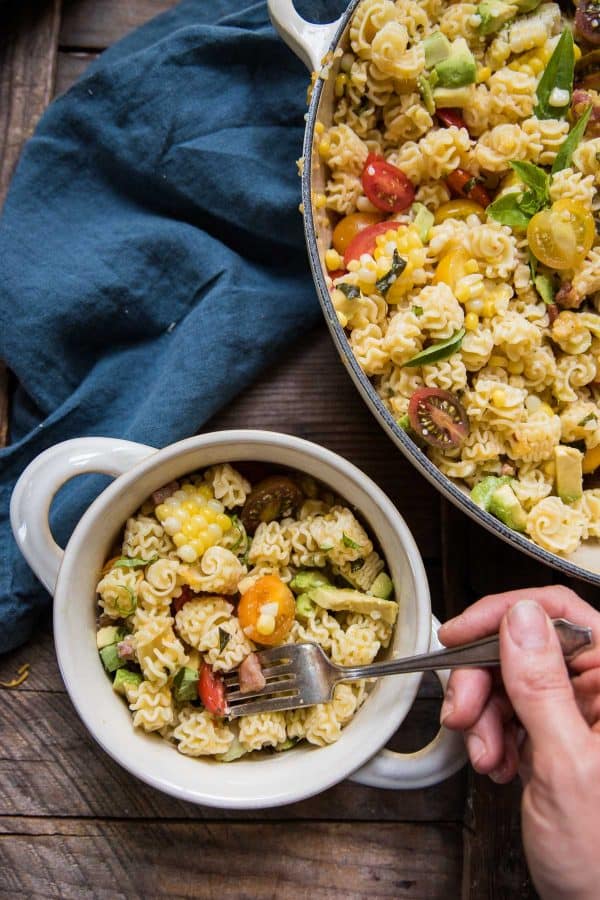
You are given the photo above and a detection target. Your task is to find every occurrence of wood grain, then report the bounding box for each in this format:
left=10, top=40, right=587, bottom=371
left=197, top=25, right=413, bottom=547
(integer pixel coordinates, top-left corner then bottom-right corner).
left=0, top=819, right=462, bottom=899
left=59, top=0, right=177, bottom=49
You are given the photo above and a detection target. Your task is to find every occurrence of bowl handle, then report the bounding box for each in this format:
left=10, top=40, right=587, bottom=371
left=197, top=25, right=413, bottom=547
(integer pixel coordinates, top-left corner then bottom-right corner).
left=267, top=0, right=342, bottom=71
left=350, top=615, right=468, bottom=789
left=10, top=437, right=156, bottom=596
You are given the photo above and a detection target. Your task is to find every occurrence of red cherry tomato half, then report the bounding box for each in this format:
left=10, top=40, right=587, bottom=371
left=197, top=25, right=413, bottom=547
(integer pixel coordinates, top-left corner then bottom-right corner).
left=328, top=269, right=347, bottom=282
left=343, top=220, right=403, bottom=266
left=198, top=662, right=228, bottom=716
left=436, top=108, right=467, bottom=130
left=361, top=153, right=415, bottom=213
left=446, top=168, right=491, bottom=208
left=408, top=388, right=469, bottom=451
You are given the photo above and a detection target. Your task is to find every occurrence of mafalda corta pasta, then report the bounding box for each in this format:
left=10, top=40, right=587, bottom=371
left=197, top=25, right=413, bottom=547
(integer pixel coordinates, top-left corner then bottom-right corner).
left=95, top=466, right=399, bottom=760
left=314, top=0, right=600, bottom=557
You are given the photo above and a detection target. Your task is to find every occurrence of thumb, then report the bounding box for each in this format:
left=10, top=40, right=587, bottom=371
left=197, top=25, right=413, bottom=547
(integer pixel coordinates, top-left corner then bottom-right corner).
left=500, top=600, right=588, bottom=753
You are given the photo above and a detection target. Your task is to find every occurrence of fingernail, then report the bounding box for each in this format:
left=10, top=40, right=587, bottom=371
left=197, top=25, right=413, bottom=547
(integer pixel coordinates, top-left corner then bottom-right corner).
left=466, top=733, right=487, bottom=767
left=440, top=688, right=454, bottom=724
left=489, top=762, right=512, bottom=784
left=507, top=600, right=550, bottom=650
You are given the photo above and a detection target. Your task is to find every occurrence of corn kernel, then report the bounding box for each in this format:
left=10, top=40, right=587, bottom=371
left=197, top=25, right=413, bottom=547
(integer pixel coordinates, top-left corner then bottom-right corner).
left=492, top=389, right=506, bottom=407
left=465, top=260, right=479, bottom=275
left=217, top=513, right=232, bottom=531
left=574, top=43, right=582, bottom=61
left=172, top=532, right=187, bottom=548
left=376, top=258, right=391, bottom=279
left=529, top=57, right=544, bottom=74
left=198, top=484, right=213, bottom=500
left=476, top=66, right=491, bottom=82
left=490, top=355, right=508, bottom=368
left=182, top=483, right=195, bottom=494
left=507, top=360, right=524, bottom=375
left=190, top=538, right=205, bottom=555
left=539, top=402, right=555, bottom=418
left=178, top=544, right=197, bottom=563
left=314, top=121, right=325, bottom=135
left=482, top=301, right=495, bottom=318
left=207, top=523, right=222, bottom=542
left=314, top=193, right=327, bottom=210
left=325, top=248, right=343, bottom=270
left=318, top=139, right=330, bottom=158
left=455, top=284, right=471, bottom=303
left=334, top=73, right=347, bottom=97
left=256, top=613, right=276, bottom=636
left=155, top=503, right=169, bottom=520
left=543, top=460, right=556, bottom=479
left=465, top=312, right=479, bottom=331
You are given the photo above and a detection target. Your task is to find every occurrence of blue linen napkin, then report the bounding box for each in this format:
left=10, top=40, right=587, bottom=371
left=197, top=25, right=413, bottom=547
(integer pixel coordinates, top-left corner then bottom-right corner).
left=0, top=0, right=345, bottom=653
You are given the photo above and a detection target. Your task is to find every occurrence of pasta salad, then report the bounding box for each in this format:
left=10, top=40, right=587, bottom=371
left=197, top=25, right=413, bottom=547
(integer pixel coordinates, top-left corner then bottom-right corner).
left=95, top=464, right=398, bottom=760
left=315, top=0, right=600, bottom=557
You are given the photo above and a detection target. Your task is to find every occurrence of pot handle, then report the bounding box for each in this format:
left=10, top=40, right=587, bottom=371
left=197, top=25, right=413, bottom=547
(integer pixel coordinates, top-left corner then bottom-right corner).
left=350, top=616, right=467, bottom=789
left=267, top=0, right=343, bottom=71
left=10, top=437, right=156, bottom=596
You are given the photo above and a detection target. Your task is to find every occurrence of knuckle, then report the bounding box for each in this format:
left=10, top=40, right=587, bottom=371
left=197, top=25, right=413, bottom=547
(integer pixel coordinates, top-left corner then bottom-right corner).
left=512, top=660, right=568, bottom=699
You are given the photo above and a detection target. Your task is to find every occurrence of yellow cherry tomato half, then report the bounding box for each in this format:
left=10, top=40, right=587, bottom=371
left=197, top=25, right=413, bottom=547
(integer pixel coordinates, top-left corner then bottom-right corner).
left=332, top=211, right=384, bottom=254
left=238, top=574, right=296, bottom=646
left=433, top=247, right=472, bottom=290
left=433, top=199, right=486, bottom=224
left=527, top=199, right=595, bottom=271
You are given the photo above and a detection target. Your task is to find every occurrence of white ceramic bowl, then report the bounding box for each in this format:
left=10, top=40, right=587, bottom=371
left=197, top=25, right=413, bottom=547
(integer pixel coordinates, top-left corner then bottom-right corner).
left=11, top=430, right=465, bottom=808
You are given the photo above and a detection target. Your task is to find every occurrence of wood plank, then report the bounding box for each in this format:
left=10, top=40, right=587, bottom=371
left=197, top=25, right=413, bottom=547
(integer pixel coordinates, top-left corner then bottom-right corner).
left=54, top=50, right=96, bottom=96
left=207, top=327, right=442, bottom=557
left=0, top=0, right=61, bottom=206
left=0, top=687, right=464, bottom=821
left=0, top=819, right=462, bottom=899
left=59, top=0, right=177, bottom=49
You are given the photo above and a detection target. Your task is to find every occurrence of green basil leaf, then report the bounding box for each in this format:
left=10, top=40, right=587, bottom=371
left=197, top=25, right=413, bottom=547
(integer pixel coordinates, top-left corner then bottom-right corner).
left=579, top=413, right=597, bottom=426
left=218, top=627, right=231, bottom=653
left=551, top=105, right=593, bottom=174
left=517, top=190, right=543, bottom=216
left=113, top=556, right=157, bottom=569
left=342, top=532, right=363, bottom=550
left=487, top=192, right=532, bottom=228
left=403, top=328, right=466, bottom=367
left=510, top=160, right=550, bottom=202
left=375, top=249, right=407, bottom=296
left=114, top=586, right=137, bottom=617
left=338, top=283, right=361, bottom=300
left=534, top=28, right=575, bottom=120
left=412, top=305, right=423, bottom=317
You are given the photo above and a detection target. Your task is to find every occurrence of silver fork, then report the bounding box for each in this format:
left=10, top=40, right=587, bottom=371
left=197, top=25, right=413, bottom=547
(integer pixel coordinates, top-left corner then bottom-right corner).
left=224, top=618, right=593, bottom=718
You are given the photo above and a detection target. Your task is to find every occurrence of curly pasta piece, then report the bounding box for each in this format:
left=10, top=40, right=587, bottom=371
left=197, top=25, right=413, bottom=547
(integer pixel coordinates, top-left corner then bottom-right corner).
left=343, top=612, right=393, bottom=648
left=349, top=0, right=401, bottom=59
left=465, top=223, right=518, bottom=279
left=439, top=3, right=480, bottom=42
left=331, top=622, right=381, bottom=666
left=237, top=564, right=293, bottom=596
left=333, top=551, right=385, bottom=592
left=487, top=69, right=536, bottom=126
left=203, top=617, right=254, bottom=672
left=173, top=707, right=234, bottom=756
left=475, top=124, right=530, bottom=172
left=574, top=490, right=600, bottom=539
left=383, top=93, right=433, bottom=143
left=178, top=546, right=246, bottom=595
left=553, top=355, right=597, bottom=403
left=417, top=126, right=472, bottom=180
left=422, top=356, right=468, bottom=393
left=415, top=182, right=451, bottom=209
left=512, top=465, right=553, bottom=509
left=130, top=681, right=174, bottom=732
left=289, top=610, right=344, bottom=653
left=247, top=521, right=291, bottom=568
left=122, top=515, right=174, bottom=561
left=521, top=345, right=557, bottom=391
left=325, top=170, right=364, bottom=215
left=526, top=496, right=586, bottom=555
left=549, top=168, right=596, bottom=209
left=350, top=323, right=389, bottom=375
left=303, top=704, right=343, bottom=746
left=238, top=712, right=287, bottom=751
left=572, top=138, right=600, bottom=183
left=461, top=427, right=505, bottom=463
left=137, top=579, right=173, bottom=617
left=418, top=282, right=464, bottom=340
left=572, top=248, right=600, bottom=301
left=492, top=311, right=542, bottom=361
left=133, top=613, right=188, bottom=686
left=460, top=328, right=494, bottom=372
left=465, top=379, right=527, bottom=432
left=97, top=568, right=139, bottom=619
left=387, top=141, right=426, bottom=184
left=175, top=597, right=233, bottom=650
left=560, top=400, right=600, bottom=450
left=145, top=558, right=181, bottom=597
left=551, top=311, right=592, bottom=355
left=522, top=116, right=569, bottom=166
left=506, top=411, right=561, bottom=463
left=204, top=464, right=251, bottom=510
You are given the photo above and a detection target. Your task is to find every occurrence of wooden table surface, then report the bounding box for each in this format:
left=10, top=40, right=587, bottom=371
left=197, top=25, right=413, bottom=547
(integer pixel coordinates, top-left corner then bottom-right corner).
left=0, top=3, right=597, bottom=897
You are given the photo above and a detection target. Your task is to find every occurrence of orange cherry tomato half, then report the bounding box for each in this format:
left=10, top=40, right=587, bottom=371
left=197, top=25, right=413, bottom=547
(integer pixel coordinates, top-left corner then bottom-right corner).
left=446, top=168, right=491, bottom=208
left=238, top=574, right=296, bottom=646
left=361, top=153, right=415, bottom=213
left=436, top=108, right=467, bottom=129
left=332, top=211, right=383, bottom=255
left=198, top=663, right=228, bottom=716
left=343, top=220, right=403, bottom=267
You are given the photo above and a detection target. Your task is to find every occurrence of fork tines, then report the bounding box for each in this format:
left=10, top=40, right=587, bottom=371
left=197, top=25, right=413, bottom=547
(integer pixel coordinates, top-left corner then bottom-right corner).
left=224, top=645, right=303, bottom=718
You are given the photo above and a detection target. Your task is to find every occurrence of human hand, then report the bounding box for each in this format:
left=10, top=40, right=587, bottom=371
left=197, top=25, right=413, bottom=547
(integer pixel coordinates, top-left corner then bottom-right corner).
left=439, top=586, right=600, bottom=900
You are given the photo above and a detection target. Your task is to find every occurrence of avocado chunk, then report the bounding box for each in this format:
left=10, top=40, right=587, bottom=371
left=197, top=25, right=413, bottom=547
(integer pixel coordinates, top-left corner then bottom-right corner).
left=113, top=668, right=142, bottom=697
left=411, top=203, right=434, bottom=244
left=471, top=475, right=512, bottom=511
left=99, top=643, right=128, bottom=674
left=275, top=738, right=298, bottom=752
left=295, top=593, right=316, bottom=621
left=173, top=666, right=200, bottom=702
left=290, top=569, right=331, bottom=594
left=476, top=0, right=517, bottom=35
left=216, top=735, right=247, bottom=762
left=435, top=39, right=477, bottom=88
left=310, top=586, right=399, bottom=625
left=488, top=483, right=528, bottom=533
left=369, top=572, right=394, bottom=600
left=423, top=31, right=452, bottom=67
left=555, top=445, right=583, bottom=504
left=96, top=625, right=127, bottom=649
left=432, top=85, right=475, bottom=108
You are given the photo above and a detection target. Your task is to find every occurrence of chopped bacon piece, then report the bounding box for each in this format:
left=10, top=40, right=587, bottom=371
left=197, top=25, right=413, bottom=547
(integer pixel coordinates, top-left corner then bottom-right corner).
left=152, top=481, right=180, bottom=506
left=555, top=283, right=582, bottom=310
left=239, top=653, right=266, bottom=694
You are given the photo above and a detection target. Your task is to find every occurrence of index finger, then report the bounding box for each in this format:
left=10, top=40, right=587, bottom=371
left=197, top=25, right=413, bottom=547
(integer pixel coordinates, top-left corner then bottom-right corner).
left=439, top=585, right=600, bottom=671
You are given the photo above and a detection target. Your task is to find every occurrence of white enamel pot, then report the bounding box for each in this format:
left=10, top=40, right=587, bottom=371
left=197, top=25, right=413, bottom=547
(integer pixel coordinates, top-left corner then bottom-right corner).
left=268, top=0, right=600, bottom=588
left=11, top=430, right=466, bottom=808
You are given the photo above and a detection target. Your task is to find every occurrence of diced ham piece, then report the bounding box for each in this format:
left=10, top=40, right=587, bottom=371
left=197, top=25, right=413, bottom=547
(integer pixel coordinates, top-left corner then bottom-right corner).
left=151, top=481, right=180, bottom=506
left=117, top=639, right=135, bottom=660
left=239, top=653, right=266, bottom=694
left=555, top=283, right=581, bottom=310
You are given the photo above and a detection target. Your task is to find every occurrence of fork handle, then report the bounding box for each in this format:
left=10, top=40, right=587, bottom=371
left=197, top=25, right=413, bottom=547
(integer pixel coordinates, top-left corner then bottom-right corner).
left=334, top=618, right=593, bottom=683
